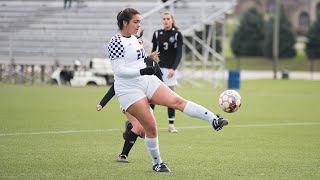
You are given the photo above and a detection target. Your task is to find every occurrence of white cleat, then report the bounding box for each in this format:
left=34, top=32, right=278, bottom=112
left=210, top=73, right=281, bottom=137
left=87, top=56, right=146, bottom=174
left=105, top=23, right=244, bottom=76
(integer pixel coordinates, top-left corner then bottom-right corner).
left=117, top=155, right=129, bottom=163
left=168, top=126, right=178, bottom=133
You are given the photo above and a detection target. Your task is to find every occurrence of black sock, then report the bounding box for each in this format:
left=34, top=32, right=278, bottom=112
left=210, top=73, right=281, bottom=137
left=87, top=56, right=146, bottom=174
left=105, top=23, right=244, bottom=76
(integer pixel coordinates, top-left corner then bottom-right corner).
left=168, top=107, right=175, bottom=124
left=121, top=130, right=138, bottom=156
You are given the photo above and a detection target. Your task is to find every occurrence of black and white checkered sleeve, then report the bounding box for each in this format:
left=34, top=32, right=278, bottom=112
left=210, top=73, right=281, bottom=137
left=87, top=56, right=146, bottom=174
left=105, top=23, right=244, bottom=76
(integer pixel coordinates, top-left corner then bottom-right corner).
left=107, top=36, right=124, bottom=60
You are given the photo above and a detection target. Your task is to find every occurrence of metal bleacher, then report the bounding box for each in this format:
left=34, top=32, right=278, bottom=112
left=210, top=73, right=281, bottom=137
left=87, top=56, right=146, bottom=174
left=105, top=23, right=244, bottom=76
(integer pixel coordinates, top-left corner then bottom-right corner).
left=0, top=0, right=236, bottom=86
left=0, top=0, right=236, bottom=65
left=0, top=0, right=155, bottom=65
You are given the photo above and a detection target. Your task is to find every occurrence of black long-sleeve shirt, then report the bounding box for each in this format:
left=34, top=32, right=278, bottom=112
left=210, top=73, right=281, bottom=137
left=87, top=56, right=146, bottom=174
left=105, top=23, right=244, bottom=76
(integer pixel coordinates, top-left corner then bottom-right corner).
left=98, top=58, right=163, bottom=107
left=151, top=28, right=183, bottom=70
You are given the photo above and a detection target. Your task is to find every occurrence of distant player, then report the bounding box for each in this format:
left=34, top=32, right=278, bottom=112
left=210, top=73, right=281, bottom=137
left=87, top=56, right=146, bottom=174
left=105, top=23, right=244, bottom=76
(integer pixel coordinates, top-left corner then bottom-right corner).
left=152, top=12, right=183, bottom=133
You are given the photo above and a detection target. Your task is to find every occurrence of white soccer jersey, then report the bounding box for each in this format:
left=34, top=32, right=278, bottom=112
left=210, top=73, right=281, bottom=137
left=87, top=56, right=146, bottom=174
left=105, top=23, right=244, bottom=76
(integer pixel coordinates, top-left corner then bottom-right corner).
left=107, top=33, right=147, bottom=81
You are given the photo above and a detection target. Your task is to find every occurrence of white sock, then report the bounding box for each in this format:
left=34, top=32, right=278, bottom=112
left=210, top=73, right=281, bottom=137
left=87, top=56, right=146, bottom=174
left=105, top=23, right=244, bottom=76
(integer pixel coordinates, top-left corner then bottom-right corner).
left=168, top=123, right=175, bottom=129
left=168, top=118, right=175, bottom=128
left=145, top=136, right=162, bottom=165
left=183, top=101, right=217, bottom=124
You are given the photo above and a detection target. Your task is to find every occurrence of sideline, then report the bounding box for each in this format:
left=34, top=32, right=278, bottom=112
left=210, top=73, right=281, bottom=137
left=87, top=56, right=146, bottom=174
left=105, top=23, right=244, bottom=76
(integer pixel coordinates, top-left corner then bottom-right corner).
left=1, top=122, right=320, bottom=137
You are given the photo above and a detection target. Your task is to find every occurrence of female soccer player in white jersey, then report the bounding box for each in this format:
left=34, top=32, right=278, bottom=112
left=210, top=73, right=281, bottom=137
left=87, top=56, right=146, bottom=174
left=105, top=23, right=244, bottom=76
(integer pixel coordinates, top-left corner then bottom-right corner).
left=107, top=8, right=228, bottom=173
left=96, top=31, right=161, bottom=163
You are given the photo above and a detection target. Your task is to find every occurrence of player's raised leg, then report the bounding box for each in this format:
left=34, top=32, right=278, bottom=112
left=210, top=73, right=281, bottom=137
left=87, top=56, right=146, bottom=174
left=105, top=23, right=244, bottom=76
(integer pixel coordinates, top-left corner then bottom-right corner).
left=150, top=84, right=228, bottom=131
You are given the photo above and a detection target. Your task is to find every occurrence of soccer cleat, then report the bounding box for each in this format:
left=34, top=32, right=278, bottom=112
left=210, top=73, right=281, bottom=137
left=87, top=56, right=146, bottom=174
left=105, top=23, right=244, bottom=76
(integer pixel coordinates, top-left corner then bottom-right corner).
left=168, top=126, right=178, bottom=133
left=122, top=120, right=133, bottom=140
left=117, top=155, right=129, bottom=163
left=152, top=162, right=171, bottom=172
left=212, top=115, right=228, bottom=131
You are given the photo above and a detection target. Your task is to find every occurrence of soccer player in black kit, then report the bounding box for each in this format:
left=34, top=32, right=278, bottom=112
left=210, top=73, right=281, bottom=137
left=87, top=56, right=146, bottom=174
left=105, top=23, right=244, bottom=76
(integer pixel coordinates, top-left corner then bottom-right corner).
left=152, top=12, right=183, bottom=133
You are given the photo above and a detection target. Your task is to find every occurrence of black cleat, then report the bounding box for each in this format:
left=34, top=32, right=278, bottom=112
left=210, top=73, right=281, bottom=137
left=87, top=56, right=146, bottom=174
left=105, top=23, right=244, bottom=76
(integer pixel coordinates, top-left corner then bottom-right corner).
left=212, top=115, right=228, bottom=131
left=117, top=154, right=129, bottom=163
left=122, top=120, right=133, bottom=140
left=153, top=162, right=171, bottom=172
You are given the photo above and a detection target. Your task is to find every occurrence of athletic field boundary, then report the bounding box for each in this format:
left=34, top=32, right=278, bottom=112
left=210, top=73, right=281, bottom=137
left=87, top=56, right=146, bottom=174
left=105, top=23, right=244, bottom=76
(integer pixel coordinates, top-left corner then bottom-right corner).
left=1, top=122, right=319, bottom=137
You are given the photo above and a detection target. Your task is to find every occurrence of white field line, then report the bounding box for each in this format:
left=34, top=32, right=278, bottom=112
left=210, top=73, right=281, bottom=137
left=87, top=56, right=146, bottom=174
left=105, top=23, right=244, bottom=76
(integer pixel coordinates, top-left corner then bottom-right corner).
left=1, top=122, right=320, bottom=137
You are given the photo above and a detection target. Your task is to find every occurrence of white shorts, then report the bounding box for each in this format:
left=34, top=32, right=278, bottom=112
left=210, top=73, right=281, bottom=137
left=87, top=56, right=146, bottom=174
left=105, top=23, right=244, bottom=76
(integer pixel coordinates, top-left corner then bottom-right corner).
left=160, top=67, right=177, bottom=87
left=114, top=75, right=163, bottom=111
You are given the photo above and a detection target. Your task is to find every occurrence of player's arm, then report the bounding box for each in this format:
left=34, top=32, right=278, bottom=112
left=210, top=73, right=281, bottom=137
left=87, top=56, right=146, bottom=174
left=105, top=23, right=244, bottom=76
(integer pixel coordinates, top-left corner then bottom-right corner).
left=151, top=32, right=158, bottom=53
left=145, top=57, right=163, bottom=81
left=96, top=84, right=115, bottom=111
left=108, top=40, right=156, bottom=78
left=153, top=61, right=164, bottom=81
left=111, top=60, right=156, bottom=77
left=172, top=32, right=183, bottom=70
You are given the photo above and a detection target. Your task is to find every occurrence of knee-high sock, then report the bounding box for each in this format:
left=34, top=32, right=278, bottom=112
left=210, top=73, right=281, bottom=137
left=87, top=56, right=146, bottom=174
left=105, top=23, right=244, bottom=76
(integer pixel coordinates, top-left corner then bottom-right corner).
left=168, top=87, right=175, bottom=125
left=145, top=136, right=162, bottom=165
left=183, top=101, right=217, bottom=124
left=121, top=130, right=138, bottom=156
left=168, top=108, right=175, bottom=121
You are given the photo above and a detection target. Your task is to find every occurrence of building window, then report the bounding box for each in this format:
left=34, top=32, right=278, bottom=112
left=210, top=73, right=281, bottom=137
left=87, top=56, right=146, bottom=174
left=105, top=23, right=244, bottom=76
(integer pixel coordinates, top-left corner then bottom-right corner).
left=299, top=12, right=310, bottom=30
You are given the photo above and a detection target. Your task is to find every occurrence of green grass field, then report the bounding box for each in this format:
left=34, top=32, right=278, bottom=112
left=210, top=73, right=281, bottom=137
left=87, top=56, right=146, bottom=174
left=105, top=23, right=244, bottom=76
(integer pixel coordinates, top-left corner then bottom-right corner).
left=1, top=80, right=320, bottom=179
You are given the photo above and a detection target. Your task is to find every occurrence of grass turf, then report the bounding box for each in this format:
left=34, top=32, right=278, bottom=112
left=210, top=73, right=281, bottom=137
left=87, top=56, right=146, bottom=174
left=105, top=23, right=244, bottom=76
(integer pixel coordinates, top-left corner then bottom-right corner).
left=0, top=80, right=320, bottom=179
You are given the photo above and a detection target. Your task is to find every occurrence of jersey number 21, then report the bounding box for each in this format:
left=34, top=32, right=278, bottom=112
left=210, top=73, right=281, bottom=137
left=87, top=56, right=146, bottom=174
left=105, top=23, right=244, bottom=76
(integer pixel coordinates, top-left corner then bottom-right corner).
left=137, top=48, right=146, bottom=60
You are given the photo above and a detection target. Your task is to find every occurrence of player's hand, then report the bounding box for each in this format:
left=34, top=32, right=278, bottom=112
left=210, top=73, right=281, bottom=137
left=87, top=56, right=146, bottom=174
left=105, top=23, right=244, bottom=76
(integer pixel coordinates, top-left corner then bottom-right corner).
left=148, top=51, right=160, bottom=63
left=168, top=69, right=175, bottom=78
left=96, top=105, right=102, bottom=111
left=140, top=66, right=156, bottom=75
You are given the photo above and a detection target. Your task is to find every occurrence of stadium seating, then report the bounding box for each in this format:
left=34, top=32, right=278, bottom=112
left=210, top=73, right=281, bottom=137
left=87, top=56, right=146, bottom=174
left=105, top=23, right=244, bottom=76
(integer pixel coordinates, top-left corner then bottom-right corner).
left=0, top=0, right=235, bottom=66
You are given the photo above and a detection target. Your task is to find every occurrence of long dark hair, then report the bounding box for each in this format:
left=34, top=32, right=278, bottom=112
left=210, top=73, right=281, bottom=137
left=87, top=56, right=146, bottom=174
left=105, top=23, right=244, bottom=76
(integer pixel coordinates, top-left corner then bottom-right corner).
left=163, top=12, right=179, bottom=31
left=117, top=8, right=140, bottom=30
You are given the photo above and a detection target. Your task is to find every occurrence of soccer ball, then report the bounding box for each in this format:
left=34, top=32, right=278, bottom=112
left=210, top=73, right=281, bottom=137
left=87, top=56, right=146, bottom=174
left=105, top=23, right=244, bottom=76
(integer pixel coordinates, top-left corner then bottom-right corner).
left=218, top=90, right=241, bottom=113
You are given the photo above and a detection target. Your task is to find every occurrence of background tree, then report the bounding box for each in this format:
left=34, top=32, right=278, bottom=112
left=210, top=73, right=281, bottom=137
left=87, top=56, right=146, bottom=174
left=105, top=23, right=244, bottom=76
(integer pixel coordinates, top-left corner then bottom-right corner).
left=263, top=5, right=296, bottom=58
left=231, top=7, right=265, bottom=57
left=305, top=13, right=320, bottom=74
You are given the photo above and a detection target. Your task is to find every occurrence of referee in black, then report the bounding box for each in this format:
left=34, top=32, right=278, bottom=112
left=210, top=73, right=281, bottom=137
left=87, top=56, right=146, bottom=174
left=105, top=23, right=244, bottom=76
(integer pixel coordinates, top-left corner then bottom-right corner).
left=151, top=12, right=183, bottom=133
